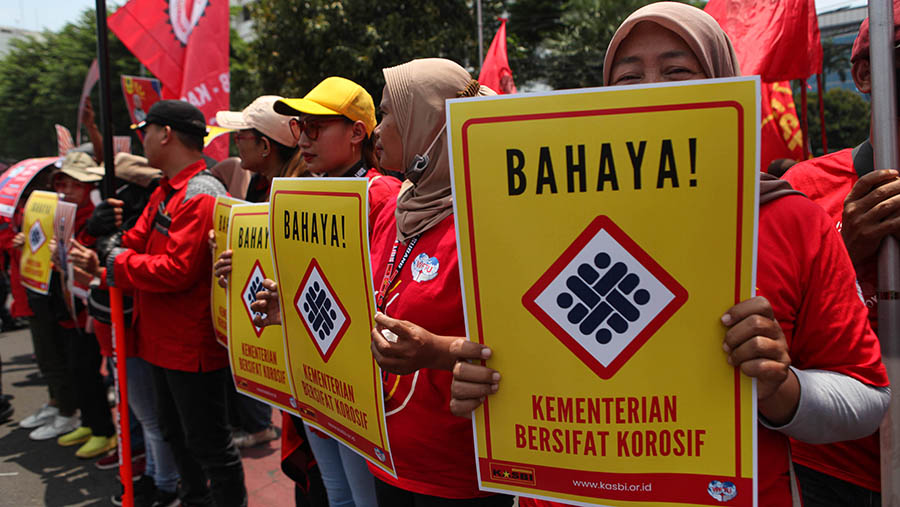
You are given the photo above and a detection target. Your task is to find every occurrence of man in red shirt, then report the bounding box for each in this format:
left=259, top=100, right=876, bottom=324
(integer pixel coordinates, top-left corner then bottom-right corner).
left=73, top=100, right=247, bottom=506
left=782, top=6, right=900, bottom=505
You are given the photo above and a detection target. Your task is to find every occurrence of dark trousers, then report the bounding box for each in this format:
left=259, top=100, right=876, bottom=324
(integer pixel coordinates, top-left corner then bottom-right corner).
left=152, top=365, right=247, bottom=507
left=795, top=463, right=880, bottom=507
left=374, top=478, right=514, bottom=507
left=227, top=381, right=272, bottom=434
left=28, top=301, right=77, bottom=414
left=64, top=327, right=114, bottom=436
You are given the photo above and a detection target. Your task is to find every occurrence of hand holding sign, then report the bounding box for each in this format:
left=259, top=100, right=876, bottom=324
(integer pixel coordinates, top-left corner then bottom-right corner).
left=69, top=239, right=101, bottom=277
left=213, top=247, right=233, bottom=289
left=12, top=232, right=24, bottom=249
left=249, top=278, right=282, bottom=327
left=721, top=295, right=798, bottom=425
left=370, top=312, right=461, bottom=375
left=449, top=339, right=498, bottom=417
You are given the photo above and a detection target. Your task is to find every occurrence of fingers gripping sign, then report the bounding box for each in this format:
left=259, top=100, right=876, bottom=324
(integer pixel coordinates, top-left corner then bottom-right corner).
left=449, top=338, right=500, bottom=417
left=250, top=278, right=282, bottom=327
left=842, top=169, right=900, bottom=267
left=69, top=239, right=101, bottom=276
left=720, top=296, right=799, bottom=425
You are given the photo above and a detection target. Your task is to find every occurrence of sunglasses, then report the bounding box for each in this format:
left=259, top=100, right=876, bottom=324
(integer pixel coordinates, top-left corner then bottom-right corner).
left=289, top=116, right=350, bottom=141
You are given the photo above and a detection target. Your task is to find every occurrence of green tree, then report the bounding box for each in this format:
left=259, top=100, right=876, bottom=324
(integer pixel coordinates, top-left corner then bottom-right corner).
left=799, top=88, right=870, bottom=156
left=248, top=0, right=475, bottom=105
left=0, top=9, right=142, bottom=162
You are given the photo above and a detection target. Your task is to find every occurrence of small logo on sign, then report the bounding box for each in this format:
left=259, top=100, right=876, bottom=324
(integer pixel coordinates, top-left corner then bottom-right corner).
left=28, top=221, right=45, bottom=254
left=489, top=463, right=536, bottom=486
left=707, top=480, right=737, bottom=502
left=288, top=397, right=297, bottom=409
left=167, top=0, right=209, bottom=46
left=374, top=448, right=386, bottom=462
left=411, top=253, right=439, bottom=282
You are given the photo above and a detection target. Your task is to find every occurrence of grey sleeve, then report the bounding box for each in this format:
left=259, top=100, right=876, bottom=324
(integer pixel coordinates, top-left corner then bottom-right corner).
left=760, top=367, right=890, bottom=444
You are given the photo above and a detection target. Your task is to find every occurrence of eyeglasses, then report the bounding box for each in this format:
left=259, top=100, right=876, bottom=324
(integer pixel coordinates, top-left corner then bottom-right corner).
left=289, top=117, right=349, bottom=141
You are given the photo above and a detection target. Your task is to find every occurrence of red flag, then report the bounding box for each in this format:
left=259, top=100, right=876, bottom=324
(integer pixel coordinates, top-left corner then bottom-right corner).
left=479, top=19, right=517, bottom=94
left=56, top=125, right=75, bottom=157
left=705, top=0, right=822, bottom=81
left=760, top=81, right=804, bottom=171
left=109, top=0, right=229, bottom=160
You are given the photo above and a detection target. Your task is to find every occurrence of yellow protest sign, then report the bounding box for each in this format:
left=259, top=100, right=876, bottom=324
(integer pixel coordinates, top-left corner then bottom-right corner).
left=20, top=190, right=59, bottom=295
left=270, top=177, right=395, bottom=476
left=447, top=78, right=758, bottom=506
left=227, top=203, right=297, bottom=413
left=211, top=196, right=246, bottom=346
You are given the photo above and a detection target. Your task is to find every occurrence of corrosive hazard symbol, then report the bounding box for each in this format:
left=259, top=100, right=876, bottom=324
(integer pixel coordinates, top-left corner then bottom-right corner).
left=241, top=260, right=268, bottom=337
left=294, top=258, right=350, bottom=362
left=523, top=216, right=687, bottom=379
left=28, top=220, right=46, bottom=254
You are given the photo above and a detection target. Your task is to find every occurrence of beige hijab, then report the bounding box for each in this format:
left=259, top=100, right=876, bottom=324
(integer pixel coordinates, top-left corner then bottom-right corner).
left=210, top=157, right=251, bottom=200
left=383, top=58, right=496, bottom=242
left=603, top=2, right=797, bottom=203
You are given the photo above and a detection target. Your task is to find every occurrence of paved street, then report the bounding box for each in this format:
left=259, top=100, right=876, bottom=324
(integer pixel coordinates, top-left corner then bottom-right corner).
left=0, top=327, right=292, bottom=506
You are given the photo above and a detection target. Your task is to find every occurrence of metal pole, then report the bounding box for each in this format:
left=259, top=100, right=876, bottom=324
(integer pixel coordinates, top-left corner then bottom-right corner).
left=477, top=0, right=484, bottom=70
left=874, top=0, right=900, bottom=504
left=94, top=2, right=133, bottom=506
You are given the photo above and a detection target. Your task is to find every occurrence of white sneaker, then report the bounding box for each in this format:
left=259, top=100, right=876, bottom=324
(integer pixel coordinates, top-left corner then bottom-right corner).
left=19, top=403, right=59, bottom=429
left=29, top=414, right=80, bottom=441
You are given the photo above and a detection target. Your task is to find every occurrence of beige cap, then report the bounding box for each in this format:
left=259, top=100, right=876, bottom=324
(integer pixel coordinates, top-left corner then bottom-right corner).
left=56, top=151, right=102, bottom=183
left=216, top=95, right=295, bottom=148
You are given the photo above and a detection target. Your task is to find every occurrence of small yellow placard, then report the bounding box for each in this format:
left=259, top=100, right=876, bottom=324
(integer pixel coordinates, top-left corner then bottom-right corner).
left=269, top=177, right=395, bottom=476
left=227, top=203, right=297, bottom=413
left=211, top=196, right=246, bottom=346
left=21, top=190, right=59, bottom=295
left=447, top=78, right=759, bottom=506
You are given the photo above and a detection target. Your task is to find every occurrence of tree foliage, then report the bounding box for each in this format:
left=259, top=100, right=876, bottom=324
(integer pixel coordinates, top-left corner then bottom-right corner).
left=799, top=88, right=870, bottom=156
left=0, top=10, right=142, bottom=163
left=248, top=0, right=476, bottom=106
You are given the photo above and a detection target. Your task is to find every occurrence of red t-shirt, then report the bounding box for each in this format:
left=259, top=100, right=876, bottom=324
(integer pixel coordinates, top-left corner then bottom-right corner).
left=515, top=194, right=888, bottom=507
left=367, top=202, right=488, bottom=498
left=783, top=150, right=886, bottom=492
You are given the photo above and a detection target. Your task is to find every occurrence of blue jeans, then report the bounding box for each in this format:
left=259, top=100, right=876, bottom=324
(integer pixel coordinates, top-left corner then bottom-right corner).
left=126, top=357, right=179, bottom=493
left=305, top=423, right=377, bottom=507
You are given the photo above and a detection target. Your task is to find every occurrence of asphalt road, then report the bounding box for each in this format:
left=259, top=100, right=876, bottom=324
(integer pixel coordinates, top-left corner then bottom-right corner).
left=0, top=326, right=119, bottom=506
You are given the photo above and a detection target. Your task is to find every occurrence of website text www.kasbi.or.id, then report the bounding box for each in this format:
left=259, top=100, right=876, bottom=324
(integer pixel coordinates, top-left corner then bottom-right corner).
left=571, top=478, right=652, bottom=492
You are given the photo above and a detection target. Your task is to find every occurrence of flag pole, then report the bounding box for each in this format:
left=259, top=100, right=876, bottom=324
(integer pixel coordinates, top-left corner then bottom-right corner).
left=94, top=1, right=133, bottom=506
left=477, top=0, right=484, bottom=70
left=872, top=0, right=900, bottom=503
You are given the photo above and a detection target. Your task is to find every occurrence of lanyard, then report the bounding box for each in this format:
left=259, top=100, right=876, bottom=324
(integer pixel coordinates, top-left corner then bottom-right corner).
left=375, top=235, right=420, bottom=312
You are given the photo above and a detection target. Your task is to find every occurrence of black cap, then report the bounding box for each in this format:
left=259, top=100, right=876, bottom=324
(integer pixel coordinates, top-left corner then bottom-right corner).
left=132, top=100, right=208, bottom=137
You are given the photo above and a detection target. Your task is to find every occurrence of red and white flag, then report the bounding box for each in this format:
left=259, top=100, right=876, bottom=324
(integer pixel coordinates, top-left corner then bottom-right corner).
left=55, top=124, right=75, bottom=157
left=479, top=18, right=517, bottom=94
left=76, top=59, right=100, bottom=145
left=109, top=0, right=230, bottom=160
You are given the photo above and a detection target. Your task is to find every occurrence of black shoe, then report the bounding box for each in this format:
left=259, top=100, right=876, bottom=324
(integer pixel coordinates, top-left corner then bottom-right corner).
left=111, top=475, right=157, bottom=506
left=0, top=399, right=13, bottom=422
left=151, top=488, right=179, bottom=507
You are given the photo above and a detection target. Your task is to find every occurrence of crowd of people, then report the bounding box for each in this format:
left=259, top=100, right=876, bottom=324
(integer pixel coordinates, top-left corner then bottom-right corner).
left=0, top=2, right=897, bottom=506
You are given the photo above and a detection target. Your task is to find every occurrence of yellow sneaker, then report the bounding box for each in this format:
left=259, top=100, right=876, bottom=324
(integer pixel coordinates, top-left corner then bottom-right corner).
left=57, top=426, right=92, bottom=447
left=75, top=435, right=117, bottom=459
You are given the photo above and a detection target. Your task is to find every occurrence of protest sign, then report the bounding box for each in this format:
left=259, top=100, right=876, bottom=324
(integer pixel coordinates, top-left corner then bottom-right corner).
left=227, top=203, right=297, bottom=413
left=211, top=196, right=246, bottom=346
left=0, top=158, right=59, bottom=218
left=21, top=190, right=60, bottom=295
left=53, top=201, right=83, bottom=321
left=447, top=78, right=759, bottom=506
left=269, top=178, right=395, bottom=476
left=120, top=75, right=163, bottom=137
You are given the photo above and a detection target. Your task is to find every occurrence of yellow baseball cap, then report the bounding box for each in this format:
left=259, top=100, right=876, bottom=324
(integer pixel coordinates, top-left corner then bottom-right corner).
left=274, top=77, right=376, bottom=135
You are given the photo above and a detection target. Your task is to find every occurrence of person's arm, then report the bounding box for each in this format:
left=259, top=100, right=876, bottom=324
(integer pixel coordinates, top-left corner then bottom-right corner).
left=370, top=312, right=467, bottom=375
left=81, top=101, right=103, bottom=163
left=106, top=194, right=215, bottom=292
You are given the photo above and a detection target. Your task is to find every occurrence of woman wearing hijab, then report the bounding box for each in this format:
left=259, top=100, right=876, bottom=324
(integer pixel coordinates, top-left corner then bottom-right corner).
left=363, top=58, right=512, bottom=506
left=449, top=4, right=889, bottom=506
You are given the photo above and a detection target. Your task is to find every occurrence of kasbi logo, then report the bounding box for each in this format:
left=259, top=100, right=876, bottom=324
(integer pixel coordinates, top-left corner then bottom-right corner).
left=490, top=463, right=536, bottom=486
